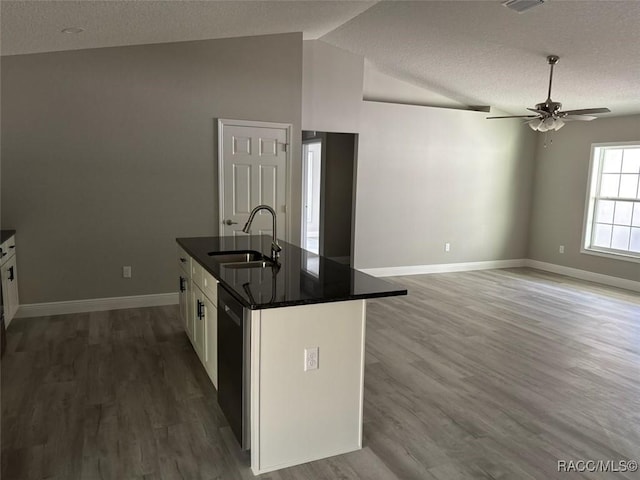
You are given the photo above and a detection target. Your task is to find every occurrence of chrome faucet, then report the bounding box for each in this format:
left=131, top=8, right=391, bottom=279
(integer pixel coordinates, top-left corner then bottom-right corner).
left=242, top=205, right=282, bottom=261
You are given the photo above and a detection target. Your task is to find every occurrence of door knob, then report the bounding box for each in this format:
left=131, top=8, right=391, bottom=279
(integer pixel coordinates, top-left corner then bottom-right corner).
left=224, top=219, right=238, bottom=225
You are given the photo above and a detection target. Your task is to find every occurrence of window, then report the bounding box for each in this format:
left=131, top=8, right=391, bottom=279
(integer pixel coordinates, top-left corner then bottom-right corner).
left=583, top=143, right=640, bottom=261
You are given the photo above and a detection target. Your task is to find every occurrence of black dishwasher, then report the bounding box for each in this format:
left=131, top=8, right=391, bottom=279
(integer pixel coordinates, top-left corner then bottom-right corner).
left=217, top=285, right=251, bottom=450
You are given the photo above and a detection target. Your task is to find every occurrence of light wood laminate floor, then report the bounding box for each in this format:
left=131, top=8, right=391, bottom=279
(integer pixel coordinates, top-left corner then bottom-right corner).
left=2, top=268, right=639, bottom=479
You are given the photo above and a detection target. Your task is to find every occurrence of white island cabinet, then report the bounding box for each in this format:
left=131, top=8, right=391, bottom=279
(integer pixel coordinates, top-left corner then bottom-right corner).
left=248, top=300, right=366, bottom=474
left=178, top=244, right=218, bottom=388
left=176, top=235, right=406, bottom=475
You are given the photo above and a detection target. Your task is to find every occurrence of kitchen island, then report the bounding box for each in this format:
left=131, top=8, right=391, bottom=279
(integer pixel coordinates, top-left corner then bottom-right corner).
left=176, top=235, right=406, bottom=475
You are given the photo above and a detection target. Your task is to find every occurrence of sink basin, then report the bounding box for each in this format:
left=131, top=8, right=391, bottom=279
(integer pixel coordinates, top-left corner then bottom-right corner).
left=208, top=250, right=273, bottom=268
left=208, top=250, right=265, bottom=262
left=222, top=260, right=274, bottom=269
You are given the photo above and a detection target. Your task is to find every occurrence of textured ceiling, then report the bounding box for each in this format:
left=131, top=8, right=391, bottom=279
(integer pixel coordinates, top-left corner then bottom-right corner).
left=2, top=0, right=639, bottom=116
left=320, top=0, right=640, bottom=116
left=0, top=1, right=376, bottom=54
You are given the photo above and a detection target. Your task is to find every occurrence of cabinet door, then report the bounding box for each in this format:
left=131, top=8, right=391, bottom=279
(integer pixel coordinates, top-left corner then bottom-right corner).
left=186, top=281, right=196, bottom=344
left=202, top=294, right=218, bottom=388
left=194, top=289, right=206, bottom=362
left=178, top=274, right=188, bottom=326
left=1, top=256, right=19, bottom=324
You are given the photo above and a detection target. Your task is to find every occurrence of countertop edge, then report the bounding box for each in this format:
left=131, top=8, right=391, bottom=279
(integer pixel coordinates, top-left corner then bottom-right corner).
left=249, top=290, right=408, bottom=310
left=177, top=237, right=407, bottom=310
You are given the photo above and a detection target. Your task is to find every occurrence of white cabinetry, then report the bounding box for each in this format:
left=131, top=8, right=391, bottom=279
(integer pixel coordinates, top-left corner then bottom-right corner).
left=193, top=284, right=218, bottom=387
left=178, top=246, right=218, bottom=388
left=178, top=247, right=191, bottom=338
left=1, top=234, right=19, bottom=325
left=249, top=300, right=366, bottom=474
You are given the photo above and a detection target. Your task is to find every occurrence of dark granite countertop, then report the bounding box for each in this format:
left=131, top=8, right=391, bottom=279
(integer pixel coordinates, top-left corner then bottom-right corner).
left=177, top=235, right=407, bottom=310
left=1, top=230, right=16, bottom=244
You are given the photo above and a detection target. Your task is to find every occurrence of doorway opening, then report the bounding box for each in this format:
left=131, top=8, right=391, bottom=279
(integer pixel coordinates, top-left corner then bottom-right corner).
left=302, top=141, right=322, bottom=254
left=300, top=131, right=358, bottom=265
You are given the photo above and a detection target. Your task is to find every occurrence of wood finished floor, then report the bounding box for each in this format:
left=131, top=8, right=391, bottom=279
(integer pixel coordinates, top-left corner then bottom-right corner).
left=2, top=268, right=639, bottom=479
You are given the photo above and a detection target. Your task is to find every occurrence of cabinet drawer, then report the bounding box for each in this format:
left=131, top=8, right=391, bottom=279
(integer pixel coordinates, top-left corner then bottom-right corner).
left=177, top=245, right=191, bottom=273
left=201, top=269, right=218, bottom=304
left=191, top=260, right=203, bottom=288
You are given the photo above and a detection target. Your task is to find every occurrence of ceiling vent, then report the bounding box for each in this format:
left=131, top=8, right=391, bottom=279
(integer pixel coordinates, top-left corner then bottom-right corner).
left=502, top=0, right=546, bottom=13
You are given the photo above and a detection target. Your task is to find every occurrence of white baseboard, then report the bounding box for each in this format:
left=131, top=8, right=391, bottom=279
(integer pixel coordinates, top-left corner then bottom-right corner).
left=359, top=259, right=527, bottom=277
left=359, top=258, right=639, bottom=292
left=525, top=260, right=640, bottom=293
left=15, top=293, right=179, bottom=319
left=12, top=260, right=638, bottom=319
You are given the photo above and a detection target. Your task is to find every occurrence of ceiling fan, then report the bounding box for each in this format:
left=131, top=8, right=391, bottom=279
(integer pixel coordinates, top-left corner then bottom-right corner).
left=487, top=55, right=611, bottom=131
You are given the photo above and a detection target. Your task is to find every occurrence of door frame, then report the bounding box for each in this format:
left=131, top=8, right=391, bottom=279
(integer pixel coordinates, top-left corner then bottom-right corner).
left=217, top=118, right=293, bottom=242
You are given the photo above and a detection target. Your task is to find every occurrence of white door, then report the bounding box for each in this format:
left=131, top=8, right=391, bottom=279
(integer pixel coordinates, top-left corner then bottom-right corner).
left=218, top=119, right=290, bottom=239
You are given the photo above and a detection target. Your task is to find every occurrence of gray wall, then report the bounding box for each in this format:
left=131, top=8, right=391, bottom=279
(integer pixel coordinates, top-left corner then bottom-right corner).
left=528, top=115, right=640, bottom=282
left=302, top=40, right=363, bottom=133
left=301, top=40, right=537, bottom=271
left=1, top=33, right=302, bottom=304
left=354, top=101, right=537, bottom=269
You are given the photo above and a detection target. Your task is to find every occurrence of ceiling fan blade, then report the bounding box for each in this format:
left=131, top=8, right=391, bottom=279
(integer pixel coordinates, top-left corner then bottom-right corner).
left=527, top=108, right=547, bottom=115
left=563, top=114, right=597, bottom=121
left=560, top=108, right=611, bottom=116
left=486, top=115, right=539, bottom=119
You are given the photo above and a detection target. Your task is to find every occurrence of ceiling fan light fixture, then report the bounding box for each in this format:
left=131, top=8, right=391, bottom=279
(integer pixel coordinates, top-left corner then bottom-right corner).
left=528, top=117, right=565, bottom=132
left=528, top=118, right=542, bottom=130
left=543, top=117, right=556, bottom=129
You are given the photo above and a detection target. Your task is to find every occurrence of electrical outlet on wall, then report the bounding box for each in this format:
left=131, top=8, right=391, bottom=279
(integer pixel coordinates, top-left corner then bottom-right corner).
left=559, top=245, right=565, bottom=254
left=444, top=242, right=451, bottom=252
left=304, top=347, right=319, bottom=371
left=123, top=266, right=132, bottom=278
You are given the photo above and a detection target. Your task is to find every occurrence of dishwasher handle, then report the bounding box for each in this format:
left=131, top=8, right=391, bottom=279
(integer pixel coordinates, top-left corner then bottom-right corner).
left=223, top=304, right=242, bottom=326
left=218, top=286, right=245, bottom=327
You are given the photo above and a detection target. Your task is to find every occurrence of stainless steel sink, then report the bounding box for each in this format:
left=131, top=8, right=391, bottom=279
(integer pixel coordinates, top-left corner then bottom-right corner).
left=221, top=260, right=274, bottom=269
left=208, top=250, right=273, bottom=268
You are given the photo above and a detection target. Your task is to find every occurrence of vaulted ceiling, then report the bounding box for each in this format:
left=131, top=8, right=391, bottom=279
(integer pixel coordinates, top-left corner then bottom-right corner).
left=2, top=1, right=639, bottom=116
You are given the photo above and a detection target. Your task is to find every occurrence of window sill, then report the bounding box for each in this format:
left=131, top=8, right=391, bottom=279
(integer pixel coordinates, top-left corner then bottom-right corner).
left=580, top=247, right=640, bottom=264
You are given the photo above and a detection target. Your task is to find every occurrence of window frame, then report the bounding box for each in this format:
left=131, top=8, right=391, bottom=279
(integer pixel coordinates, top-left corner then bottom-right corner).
left=581, top=141, right=640, bottom=263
